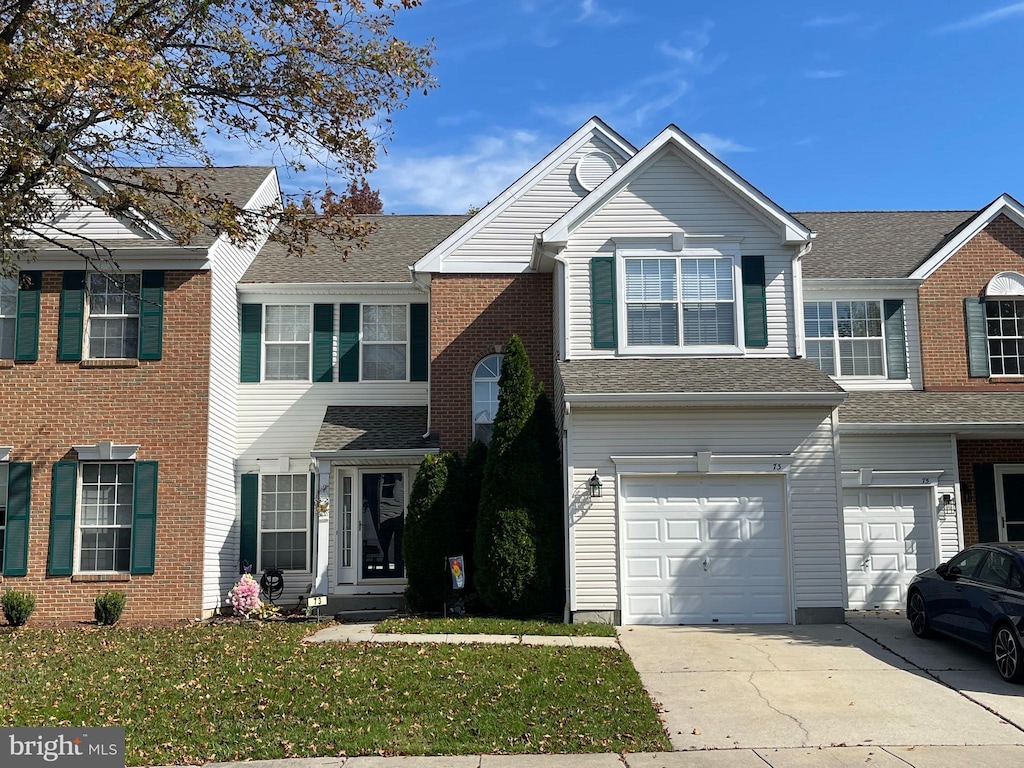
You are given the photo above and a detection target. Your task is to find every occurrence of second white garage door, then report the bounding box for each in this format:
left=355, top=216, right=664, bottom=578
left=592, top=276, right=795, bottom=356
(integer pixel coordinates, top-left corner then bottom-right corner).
left=620, top=475, right=788, bottom=625
left=843, top=488, right=935, bottom=610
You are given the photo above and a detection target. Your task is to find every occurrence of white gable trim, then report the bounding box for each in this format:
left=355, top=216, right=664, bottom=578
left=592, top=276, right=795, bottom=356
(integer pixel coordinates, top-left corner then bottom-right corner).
left=541, top=125, right=812, bottom=249
left=910, top=194, right=1024, bottom=280
left=412, top=118, right=636, bottom=274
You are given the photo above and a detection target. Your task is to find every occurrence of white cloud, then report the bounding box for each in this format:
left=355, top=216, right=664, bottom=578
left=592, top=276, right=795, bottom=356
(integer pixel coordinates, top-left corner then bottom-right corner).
left=803, top=69, right=846, bottom=79
left=577, top=0, right=623, bottom=26
left=658, top=21, right=713, bottom=67
left=934, top=2, right=1024, bottom=33
left=802, top=13, right=858, bottom=27
left=374, top=130, right=548, bottom=213
left=691, top=133, right=754, bottom=156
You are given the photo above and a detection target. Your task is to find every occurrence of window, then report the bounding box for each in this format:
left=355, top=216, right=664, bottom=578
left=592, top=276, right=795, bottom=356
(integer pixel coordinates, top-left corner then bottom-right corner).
left=264, top=305, right=311, bottom=381
left=473, top=354, right=503, bottom=443
left=362, top=304, right=407, bottom=381
left=0, top=464, right=7, bottom=569
left=986, top=299, right=1024, bottom=376
left=260, top=474, right=309, bottom=571
left=623, top=256, right=735, bottom=348
left=948, top=548, right=988, bottom=579
left=976, top=551, right=1014, bottom=588
left=0, top=277, right=15, bottom=359
left=87, top=273, right=140, bottom=359
left=78, top=463, right=134, bottom=572
left=804, top=300, right=885, bottom=376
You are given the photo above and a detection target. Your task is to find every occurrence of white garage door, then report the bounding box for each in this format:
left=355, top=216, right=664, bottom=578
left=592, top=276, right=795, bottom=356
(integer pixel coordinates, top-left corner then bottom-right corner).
left=843, top=488, right=935, bottom=610
left=620, top=475, right=788, bottom=625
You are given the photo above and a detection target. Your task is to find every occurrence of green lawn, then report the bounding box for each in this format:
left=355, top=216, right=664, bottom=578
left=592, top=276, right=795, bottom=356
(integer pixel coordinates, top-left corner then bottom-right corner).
left=376, top=616, right=618, bottom=637
left=0, top=623, right=667, bottom=765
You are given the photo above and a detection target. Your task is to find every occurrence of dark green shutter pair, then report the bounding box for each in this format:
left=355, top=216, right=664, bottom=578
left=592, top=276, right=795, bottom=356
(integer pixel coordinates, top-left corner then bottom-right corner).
left=242, top=302, right=428, bottom=383
left=47, top=461, right=158, bottom=576
left=58, top=270, right=164, bottom=361
left=589, top=256, right=770, bottom=349
left=965, top=297, right=991, bottom=378
left=2, top=463, right=32, bottom=576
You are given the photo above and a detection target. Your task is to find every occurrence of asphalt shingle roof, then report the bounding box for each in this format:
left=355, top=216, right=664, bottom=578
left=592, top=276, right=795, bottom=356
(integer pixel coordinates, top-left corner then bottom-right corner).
left=242, top=215, right=470, bottom=284
left=796, top=210, right=977, bottom=279
left=314, top=406, right=439, bottom=452
left=839, top=391, right=1024, bottom=425
left=558, top=357, right=844, bottom=396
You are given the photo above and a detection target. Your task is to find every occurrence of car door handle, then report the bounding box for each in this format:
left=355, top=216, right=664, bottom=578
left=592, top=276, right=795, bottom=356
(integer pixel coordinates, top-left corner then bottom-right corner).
left=955, top=586, right=964, bottom=593
left=989, top=593, right=1001, bottom=601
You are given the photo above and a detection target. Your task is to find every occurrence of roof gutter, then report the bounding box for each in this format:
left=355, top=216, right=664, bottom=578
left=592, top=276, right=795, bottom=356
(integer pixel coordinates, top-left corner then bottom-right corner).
left=839, top=422, right=1024, bottom=435
left=564, top=391, right=848, bottom=407
left=310, top=448, right=439, bottom=461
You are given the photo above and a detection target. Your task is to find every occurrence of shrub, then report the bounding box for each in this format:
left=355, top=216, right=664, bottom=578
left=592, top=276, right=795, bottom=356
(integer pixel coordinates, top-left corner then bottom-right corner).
left=478, top=507, right=536, bottom=615
left=528, top=391, right=565, bottom=612
left=404, top=451, right=461, bottom=611
left=1, top=589, right=36, bottom=627
left=457, top=439, right=487, bottom=594
left=94, top=590, right=127, bottom=626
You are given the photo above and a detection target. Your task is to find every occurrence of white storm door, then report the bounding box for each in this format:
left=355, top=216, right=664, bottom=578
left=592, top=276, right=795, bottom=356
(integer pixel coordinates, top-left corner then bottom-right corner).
left=620, top=475, right=788, bottom=625
left=335, top=471, right=357, bottom=586
left=843, top=488, right=935, bottom=610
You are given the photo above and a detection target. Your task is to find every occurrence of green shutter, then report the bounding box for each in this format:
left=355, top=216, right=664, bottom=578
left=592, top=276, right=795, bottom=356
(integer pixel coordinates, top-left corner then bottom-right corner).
left=312, top=304, right=334, bottom=383
left=14, top=271, right=40, bottom=362
left=138, top=271, right=164, bottom=360
left=47, top=461, right=78, bottom=576
left=410, top=303, right=428, bottom=382
left=964, top=297, right=991, bottom=378
left=239, top=473, right=258, bottom=573
left=975, top=463, right=998, bottom=543
left=3, top=463, right=32, bottom=577
left=883, top=299, right=908, bottom=380
left=130, top=461, right=158, bottom=575
left=239, top=303, right=262, bottom=383
left=339, top=303, right=360, bottom=382
left=741, top=255, right=768, bottom=348
left=58, top=271, right=85, bottom=361
left=590, top=257, right=616, bottom=349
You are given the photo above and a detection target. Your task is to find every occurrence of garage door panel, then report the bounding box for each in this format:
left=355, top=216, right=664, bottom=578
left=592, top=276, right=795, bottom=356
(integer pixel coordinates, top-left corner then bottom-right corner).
left=624, top=557, right=661, bottom=579
left=621, top=475, right=788, bottom=625
left=843, top=488, right=935, bottom=610
left=624, top=519, right=661, bottom=543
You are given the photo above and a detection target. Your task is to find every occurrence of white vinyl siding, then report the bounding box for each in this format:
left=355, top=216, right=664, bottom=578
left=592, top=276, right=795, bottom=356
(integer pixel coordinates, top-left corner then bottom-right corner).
left=449, top=135, right=629, bottom=266
left=567, top=407, right=842, bottom=615
left=31, top=185, right=153, bottom=241
left=838, top=433, right=961, bottom=562
left=803, top=289, right=922, bottom=391
left=0, top=276, right=15, bottom=359
left=564, top=148, right=798, bottom=359
left=203, top=168, right=278, bottom=614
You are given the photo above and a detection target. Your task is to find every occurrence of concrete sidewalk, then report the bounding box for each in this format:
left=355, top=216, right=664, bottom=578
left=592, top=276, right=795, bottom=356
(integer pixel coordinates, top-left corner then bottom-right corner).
left=166, top=745, right=1024, bottom=767
left=303, top=622, right=619, bottom=648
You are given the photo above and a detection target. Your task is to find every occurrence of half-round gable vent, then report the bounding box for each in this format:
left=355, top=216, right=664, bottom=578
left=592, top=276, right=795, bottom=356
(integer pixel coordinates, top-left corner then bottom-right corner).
left=986, top=271, right=1024, bottom=296
left=574, top=151, right=617, bottom=191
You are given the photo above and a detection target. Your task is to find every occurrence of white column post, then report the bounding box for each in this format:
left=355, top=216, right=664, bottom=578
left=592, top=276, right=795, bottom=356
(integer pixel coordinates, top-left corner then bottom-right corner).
left=313, top=459, right=331, bottom=595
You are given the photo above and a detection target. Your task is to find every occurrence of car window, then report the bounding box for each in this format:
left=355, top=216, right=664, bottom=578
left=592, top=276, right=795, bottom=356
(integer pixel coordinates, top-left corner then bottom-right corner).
left=1010, top=565, right=1024, bottom=592
left=948, top=548, right=988, bottom=578
left=976, top=552, right=1014, bottom=588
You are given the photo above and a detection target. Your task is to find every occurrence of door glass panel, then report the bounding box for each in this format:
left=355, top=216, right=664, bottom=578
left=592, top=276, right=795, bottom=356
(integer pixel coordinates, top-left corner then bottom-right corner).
left=948, top=548, right=988, bottom=578
left=341, top=476, right=352, bottom=569
left=1002, top=474, right=1024, bottom=542
left=976, top=551, right=1013, bottom=587
left=361, top=472, right=405, bottom=579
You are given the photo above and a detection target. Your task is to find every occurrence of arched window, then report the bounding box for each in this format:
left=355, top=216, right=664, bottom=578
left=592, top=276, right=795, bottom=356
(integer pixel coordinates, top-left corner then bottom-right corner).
left=472, top=354, right=503, bottom=443
left=984, top=271, right=1024, bottom=376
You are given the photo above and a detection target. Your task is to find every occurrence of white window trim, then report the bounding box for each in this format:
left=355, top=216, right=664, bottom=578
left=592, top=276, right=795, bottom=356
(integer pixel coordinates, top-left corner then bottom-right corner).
left=262, top=304, right=313, bottom=383
left=805, top=299, right=889, bottom=379
left=256, top=472, right=311, bottom=573
left=84, top=272, right=142, bottom=361
left=75, top=461, right=134, bottom=575
left=472, top=354, right=503, bottom=442
left=984, top=297, right=1024, bottom=379
left=359, top=303, right=410, bottom=383
left=615, top=244, right=746, bottom=355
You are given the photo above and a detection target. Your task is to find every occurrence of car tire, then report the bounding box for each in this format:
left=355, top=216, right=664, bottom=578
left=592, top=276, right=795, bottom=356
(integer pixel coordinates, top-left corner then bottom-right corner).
left=993, top=624, right=1024, bottom=684
left=907, top=590, right=934, bottom=638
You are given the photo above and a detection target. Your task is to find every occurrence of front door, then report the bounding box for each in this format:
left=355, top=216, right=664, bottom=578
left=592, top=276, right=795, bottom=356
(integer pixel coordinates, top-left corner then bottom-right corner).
left=360, top=471, right=406, bottom=580
left=996, top=466, right=1024, bottom=543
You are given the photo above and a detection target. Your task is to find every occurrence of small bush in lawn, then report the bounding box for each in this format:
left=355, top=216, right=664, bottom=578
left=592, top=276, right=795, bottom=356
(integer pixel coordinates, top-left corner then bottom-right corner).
left=94, top=590, right=127, bottom=626
left=1, top=589, right=36, bottom=627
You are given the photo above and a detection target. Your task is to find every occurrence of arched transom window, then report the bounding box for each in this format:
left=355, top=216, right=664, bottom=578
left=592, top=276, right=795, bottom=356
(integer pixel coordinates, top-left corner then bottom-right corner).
left=984, top=272, right=1024, bottom=376
left=472, top=354, right=503, bottom=443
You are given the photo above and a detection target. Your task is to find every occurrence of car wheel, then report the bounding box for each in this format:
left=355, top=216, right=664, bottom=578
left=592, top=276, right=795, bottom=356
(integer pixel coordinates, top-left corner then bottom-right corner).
left=908, top=590, right=933, bottom=638
left=993, top=625, right=1024, bottom=683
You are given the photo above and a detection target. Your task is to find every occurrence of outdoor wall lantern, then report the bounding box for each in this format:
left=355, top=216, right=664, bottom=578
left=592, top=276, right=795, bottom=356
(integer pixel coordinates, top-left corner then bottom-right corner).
left=588, top=471, right=603, bottom=498
left=940, top=493, right=954, bottom=511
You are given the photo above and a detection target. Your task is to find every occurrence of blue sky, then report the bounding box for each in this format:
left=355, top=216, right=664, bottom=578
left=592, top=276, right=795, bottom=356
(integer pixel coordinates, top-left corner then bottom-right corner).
left=282, top=1, right=1024, bottom=215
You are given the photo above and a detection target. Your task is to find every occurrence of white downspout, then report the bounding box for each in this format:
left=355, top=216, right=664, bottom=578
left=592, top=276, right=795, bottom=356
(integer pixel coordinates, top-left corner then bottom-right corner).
left=793, top=240, right=813, bottom=359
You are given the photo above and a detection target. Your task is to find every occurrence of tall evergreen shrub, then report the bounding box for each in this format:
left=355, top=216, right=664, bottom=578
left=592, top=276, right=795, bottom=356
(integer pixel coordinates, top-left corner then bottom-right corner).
left=403, top=452, right=461, bottom=611
left=457, top=439, right=488, bottom=594
left=529, top=390, right=565, bottom=612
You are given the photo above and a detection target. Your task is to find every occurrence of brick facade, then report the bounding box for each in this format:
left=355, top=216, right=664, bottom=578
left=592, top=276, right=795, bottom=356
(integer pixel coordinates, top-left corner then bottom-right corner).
left=956, top=439, right=1024, bottom=546
left=919, top=214, right=1024, bottom=390
left=429, top=274, right=554, bottom=452
left=0, top=270, right=211, bottom=624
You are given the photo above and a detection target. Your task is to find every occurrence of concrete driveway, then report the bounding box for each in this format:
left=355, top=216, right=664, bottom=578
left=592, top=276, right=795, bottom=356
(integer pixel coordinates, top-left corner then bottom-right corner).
left=617, top=617, right=1024, bottom=751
